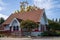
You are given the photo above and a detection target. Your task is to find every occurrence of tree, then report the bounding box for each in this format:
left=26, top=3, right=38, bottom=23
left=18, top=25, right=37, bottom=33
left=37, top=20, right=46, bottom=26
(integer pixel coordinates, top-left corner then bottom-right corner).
left=20, top=20, right=39, bottom=36
left=14, top=1, right=37, bottom=13
left=0, top=17, right=5, bottom=24
left=43, top=19, right=60, bottom=36
left=55, top=18, right=58, bottom=22
left=59, top=18, right=60, bottom=23
left=14, top=11, right=17, bottom=13
left=17, top=10, right=20, bottom=13
left=26, top=6, right=33, bottom=11
left=20, top=1, right=28, bottom=12
left=48, top=19, right=60, bottom=31
left=26, top=5, right=37, bottom=12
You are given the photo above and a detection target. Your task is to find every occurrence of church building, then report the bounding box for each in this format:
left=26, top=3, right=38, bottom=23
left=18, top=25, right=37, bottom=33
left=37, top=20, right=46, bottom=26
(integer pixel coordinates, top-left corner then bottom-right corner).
left=0, top=1, right=48, bottom=36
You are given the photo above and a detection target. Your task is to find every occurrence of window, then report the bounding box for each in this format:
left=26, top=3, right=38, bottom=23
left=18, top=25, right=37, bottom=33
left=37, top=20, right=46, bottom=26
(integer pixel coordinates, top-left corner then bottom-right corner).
left=17, top=26, right=19, bottom=31
left=13, top=26, right=19, bottom=31
left=13, top=26, right=15, bottom=31
left=41, top=25, right=44, bottom=32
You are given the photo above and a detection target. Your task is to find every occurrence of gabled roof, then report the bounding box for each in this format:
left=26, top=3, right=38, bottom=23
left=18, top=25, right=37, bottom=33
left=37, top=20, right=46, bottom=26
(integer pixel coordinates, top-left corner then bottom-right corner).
left=3, top=9, right=44, bottom=25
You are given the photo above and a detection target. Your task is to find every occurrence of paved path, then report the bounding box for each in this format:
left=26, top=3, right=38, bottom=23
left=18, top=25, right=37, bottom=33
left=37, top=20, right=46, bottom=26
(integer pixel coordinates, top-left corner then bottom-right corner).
left=0, top=37, right=60, bottom=40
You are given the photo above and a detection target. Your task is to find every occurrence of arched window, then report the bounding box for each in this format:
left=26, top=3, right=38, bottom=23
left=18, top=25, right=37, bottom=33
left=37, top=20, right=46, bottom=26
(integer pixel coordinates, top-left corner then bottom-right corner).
left=13, top=26, right=19, bottom=31
left=13, top=26, right=15, bottom=31
left=17, top=26, right=19, bottom=31
left=9, top=18, right=20, bottom=31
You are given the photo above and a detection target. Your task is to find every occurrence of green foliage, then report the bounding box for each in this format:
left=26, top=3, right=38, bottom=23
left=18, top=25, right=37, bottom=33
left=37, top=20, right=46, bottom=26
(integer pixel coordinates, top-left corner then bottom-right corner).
left=43, top=19, right=60, bottom=36
left=0, top=17, right=5, bottom=24
left=20, top=20, right=39, bottom=29
left=41, top=31, right=60, bottom=36
left=17, top=10, right=20, bottom=13
left=48, top=19, right=60, bottom=31
left=20, top=6, right=36, bottom=12
left=41, top=31, right=49, bottom=36
left=14, top=11, right=17, bottom=13
left=20, top=8, right=25, bottom=12
left=55, top=18, right=58, bottom=22
left=20, top=20, right=39, bottom=36
left=26, top=6, right=33, bottom=11
left=59, top=18, right=60, bottom=23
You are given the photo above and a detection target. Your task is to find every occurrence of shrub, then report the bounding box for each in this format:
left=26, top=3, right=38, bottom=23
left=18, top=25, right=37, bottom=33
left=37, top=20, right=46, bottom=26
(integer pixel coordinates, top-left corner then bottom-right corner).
left=41, top=31, right=60, bottom=36
left=41, top=31, right=49, bottom=36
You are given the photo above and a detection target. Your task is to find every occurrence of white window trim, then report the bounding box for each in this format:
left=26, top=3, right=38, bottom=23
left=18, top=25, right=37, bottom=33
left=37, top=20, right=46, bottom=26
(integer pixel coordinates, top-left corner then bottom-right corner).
left=9, top=18, right=20, bottom=31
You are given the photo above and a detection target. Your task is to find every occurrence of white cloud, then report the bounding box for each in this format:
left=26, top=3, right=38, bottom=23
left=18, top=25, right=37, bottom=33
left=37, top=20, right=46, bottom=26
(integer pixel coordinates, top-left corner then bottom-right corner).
left=33, top=0, right=54, bottom=10
left=0, top=0, right=6, bottom=5
left=33, top=0, right=60, bottom=19
left=0, top=7, right=4, bottom=11
left=33, top=0, right=60, bottom=9
left=0, top=14, right=8, bottom=20
left=0, top=0, right=6, bottom=11
left=0, top=0, right=8, bottom=20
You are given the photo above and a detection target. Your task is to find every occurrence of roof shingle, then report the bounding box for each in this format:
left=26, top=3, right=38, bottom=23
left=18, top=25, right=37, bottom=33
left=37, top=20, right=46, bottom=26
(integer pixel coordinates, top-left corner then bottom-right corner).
left=3, top=9, right=44, bottom=25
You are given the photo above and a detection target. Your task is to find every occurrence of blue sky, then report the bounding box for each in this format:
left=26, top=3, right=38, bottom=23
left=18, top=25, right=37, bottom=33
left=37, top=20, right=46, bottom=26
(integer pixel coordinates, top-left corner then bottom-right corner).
left=0, top=0, right=60, bottom=20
